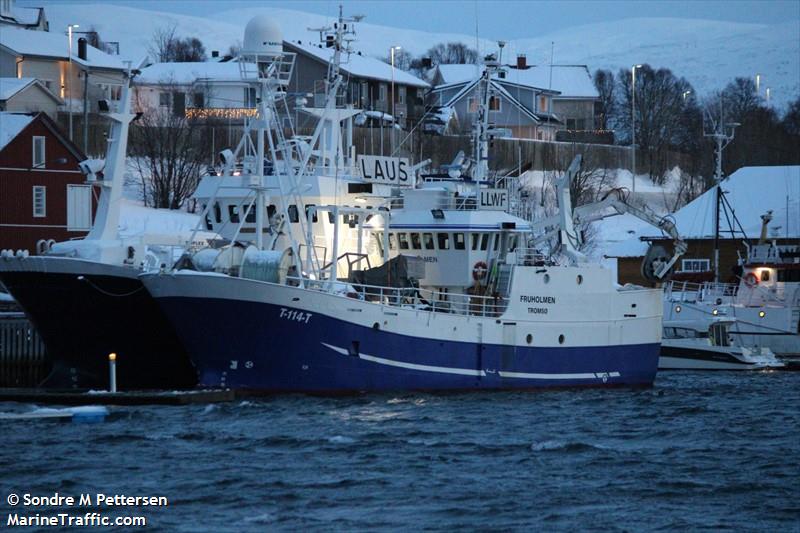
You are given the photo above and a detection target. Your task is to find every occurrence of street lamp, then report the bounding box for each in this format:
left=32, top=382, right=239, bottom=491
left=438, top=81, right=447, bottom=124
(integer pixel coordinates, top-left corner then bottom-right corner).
left=631, top=64, right=642, bottom=195
left=682, top=90, right=691, bottom=100
left=389, top=45, right=401, bottom=153
left=766, top=87, right=771, bottom=105
left=67, top=23, right=79, bottom=141
left=755, top=73, right=760, bottom=93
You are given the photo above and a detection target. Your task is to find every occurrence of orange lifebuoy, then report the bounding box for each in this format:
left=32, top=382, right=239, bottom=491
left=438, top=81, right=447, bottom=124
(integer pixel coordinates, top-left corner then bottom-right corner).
left=472, top=261, right=488, bottom=282
left=743, top=272, right=758, bottom=288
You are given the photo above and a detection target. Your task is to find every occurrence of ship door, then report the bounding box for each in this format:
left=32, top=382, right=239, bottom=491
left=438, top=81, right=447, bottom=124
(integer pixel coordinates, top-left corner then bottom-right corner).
left=501, top=322, right=517, bottom=371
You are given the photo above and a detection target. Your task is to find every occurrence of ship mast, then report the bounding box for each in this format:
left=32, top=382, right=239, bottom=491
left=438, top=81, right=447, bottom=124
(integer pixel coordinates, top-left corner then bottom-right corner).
left=703, top=97, right=739, bottom=283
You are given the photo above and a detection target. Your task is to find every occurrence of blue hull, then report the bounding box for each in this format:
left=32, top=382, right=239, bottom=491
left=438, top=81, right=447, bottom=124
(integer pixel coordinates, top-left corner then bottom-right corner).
left=156, top=296, right=660, bottom=392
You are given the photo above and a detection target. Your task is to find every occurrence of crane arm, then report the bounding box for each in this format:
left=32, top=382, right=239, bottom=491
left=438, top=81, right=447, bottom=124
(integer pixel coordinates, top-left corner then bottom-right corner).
left=573, top=188, right=687, bottom=279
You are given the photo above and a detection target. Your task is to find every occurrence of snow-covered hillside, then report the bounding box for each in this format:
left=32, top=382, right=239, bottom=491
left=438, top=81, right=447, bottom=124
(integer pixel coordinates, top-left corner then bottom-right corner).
left=42, top=4, right=799, bottom=109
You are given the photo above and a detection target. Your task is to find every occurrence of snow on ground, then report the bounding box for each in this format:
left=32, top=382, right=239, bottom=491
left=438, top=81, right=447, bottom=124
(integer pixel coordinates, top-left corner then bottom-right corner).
left=42, top=4, right=799, bottom=109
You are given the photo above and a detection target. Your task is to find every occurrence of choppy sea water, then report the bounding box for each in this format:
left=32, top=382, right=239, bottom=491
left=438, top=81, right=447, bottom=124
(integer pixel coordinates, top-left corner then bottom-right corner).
left=2, top=372, right=798, bottom=531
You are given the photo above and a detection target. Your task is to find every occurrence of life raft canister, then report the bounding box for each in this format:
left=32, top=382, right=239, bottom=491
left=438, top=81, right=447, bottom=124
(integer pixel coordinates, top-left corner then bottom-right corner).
left=472, top=261, right=488, bottom=281
left=743, top=272, right=759, bottom=288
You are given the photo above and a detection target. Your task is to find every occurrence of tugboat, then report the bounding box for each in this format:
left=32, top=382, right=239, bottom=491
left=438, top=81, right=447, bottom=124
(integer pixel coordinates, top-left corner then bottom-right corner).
left=660, top=317, right=784, bottom=370
left=140, top=13, right=688, bottom=393
left=0, top=67, right=203, bottom=390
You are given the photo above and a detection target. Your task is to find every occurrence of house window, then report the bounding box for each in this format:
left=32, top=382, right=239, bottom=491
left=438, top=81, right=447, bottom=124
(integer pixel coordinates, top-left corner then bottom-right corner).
left=360, top=81, right=368, bottom=104
left=566, top=118, right=576, bottom=130
left=32, top=186, right=46, bottom=217
left=488, top=96, right=501, bottom=111
left=467, top=97, right=478, bottom=113
left=193, top=91, right=205, bottom=108
left=680, top=259, right=710, bottom=272
left=33, top=136, right=46, bottom=168
left=538, top=95, right=548, bottom=112
left=397, top=86, right=406, bottom=105
left=379, top=83, right=387, bottom=102
left=159, top=92, right=170, bottom=107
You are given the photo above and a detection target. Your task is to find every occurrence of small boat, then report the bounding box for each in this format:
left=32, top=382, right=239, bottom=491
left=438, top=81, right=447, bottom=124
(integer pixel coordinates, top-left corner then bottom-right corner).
left=659, top=318, right=784, bottom=370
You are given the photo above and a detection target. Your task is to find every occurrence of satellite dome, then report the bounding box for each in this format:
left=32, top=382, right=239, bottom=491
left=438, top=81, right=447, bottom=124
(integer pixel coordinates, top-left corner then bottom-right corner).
left=243, top=15, right=283, bottom=55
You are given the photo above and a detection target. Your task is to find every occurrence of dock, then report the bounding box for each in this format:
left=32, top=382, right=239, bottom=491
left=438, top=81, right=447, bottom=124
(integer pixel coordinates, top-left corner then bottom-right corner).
left=0, top=388, right=236, bottom=405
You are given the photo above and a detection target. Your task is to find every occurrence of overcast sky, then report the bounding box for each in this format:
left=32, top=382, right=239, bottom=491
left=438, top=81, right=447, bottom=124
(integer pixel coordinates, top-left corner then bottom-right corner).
left=32, top=0, right=800, bottom=40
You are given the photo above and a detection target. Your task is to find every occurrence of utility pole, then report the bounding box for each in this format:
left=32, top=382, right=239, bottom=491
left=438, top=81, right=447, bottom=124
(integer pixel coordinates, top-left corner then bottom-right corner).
left=631, top=64, right=642, bottom=195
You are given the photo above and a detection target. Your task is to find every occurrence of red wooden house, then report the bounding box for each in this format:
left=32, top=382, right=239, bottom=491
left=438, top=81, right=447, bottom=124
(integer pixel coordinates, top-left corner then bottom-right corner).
left=0, top=111, right=94, bottom=253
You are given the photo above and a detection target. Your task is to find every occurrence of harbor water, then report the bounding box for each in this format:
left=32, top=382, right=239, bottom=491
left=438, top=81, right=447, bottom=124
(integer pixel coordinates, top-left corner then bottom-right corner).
left=2, top=371, right=798, bottom=531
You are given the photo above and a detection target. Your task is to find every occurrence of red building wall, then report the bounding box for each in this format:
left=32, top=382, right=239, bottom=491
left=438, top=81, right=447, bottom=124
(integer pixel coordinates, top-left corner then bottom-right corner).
left=0, top=115, right=92, bottom=253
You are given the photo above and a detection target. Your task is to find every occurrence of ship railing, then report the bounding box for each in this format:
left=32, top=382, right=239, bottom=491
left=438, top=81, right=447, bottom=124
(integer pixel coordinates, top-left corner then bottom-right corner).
left=290, top=277, right=508, bottom=318
left=388, top=196, right=480, bottom=211
left=511, top=248, right=548, bottom=266
left=664, top=280, right=738, bottom=303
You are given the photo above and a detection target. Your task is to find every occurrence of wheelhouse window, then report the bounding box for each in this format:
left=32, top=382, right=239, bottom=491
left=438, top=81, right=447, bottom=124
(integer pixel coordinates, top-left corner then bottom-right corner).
left=410, top=233, right=421, bottom=250
left=398, top=233, right=410, bottom=250
left=288, top=205, right=299, bottom=223
left=214, top=202, right=221, bottom=223
left=245, top=202, right=256, bottom=223
left=33, top=136, right=45, bottom=168
left=454, top=233, right=466, bottom=250
left=388, top=233, right=397, bottom=250
left=423, top=233, right=435, bottom=250
left=480, top=233, right=489, bottom=250
left=228, top=205, right=240, bottom=223
left=471, top=233, right=480, bottom=250
left=32, top=186, right=46, bottom=217
left=437, top=233, right=450, bottom=250
left=305, top=204, right=318, bottom=223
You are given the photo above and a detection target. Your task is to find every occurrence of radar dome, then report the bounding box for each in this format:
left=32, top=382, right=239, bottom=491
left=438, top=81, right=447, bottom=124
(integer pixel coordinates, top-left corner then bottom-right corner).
left=243, top=16, right=283, bottom=55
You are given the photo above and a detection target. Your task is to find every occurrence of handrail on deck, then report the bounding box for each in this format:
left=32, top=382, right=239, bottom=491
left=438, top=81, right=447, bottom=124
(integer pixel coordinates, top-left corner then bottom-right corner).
left=287, top=276, right=507, bottom=318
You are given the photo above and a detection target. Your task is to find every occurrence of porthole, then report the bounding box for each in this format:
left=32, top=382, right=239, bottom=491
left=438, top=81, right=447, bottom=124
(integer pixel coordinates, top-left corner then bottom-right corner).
left=373, top=322, right=380, bottom=330
left=558, top=334, right=565, bottom=345
left=576, top=274, right=583, bottom=285
left=543, top=274, right=550, bottom=284
left=526, top=334, right=533, bottom=344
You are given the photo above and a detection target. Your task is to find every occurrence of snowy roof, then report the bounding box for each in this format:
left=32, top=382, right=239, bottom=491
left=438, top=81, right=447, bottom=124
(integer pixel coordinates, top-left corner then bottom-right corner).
left=0, top=112, right=34, bottom=151
left=0, top=26, right=125, bottom=70
left=137, top=62, right=245, bottom=85
left=285, top=41, right=429, bottom=88
left=0, top=77, right=60, bottom=103
left=501, top=65, right=598, bottom=99
left=434, top=64, right=597, bottom=98
left=606, top=166, right=800, bottom=257
left=435, top=64, right=480, bottom=85
left=0, top=77, right=33, bottom=100
left=1, top=5, right=42, bottom=25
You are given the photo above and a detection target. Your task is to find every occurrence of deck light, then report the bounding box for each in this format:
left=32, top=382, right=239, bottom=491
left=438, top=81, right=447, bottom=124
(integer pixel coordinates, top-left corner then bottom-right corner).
left=759, top=310, right=766, bottom=318
left=675, top=305, right=681, bottom=313
left=712, top=309, right=719, bottom=316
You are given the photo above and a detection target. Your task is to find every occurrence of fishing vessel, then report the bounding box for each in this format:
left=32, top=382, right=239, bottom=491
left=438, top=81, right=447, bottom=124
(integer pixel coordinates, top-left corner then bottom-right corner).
left=141, top=14, right=687, bottom=393
left=664, top=212, right=800, bottom=359
left=0, top=67, right=203, bottom=390
left=660, top=318, right=784, bottom=370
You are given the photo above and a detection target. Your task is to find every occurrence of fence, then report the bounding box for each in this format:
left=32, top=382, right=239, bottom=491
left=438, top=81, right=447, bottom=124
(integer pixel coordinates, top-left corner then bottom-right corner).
left=0, top=313, right=49, bottom=387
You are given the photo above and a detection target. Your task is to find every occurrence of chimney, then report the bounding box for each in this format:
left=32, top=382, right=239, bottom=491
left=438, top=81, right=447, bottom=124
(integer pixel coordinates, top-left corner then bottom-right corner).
left=78, top=37, right=88, bottom=61
left=516, top=54, right=527, bottom=70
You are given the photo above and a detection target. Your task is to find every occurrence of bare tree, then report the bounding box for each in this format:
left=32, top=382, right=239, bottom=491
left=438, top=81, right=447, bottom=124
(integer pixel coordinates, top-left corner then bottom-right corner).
left=593, top=69, right=615, bottom=130
left=617, top=64, right=696, bottom=183
left=721, top=77, right=762, bottom=124
left=129, top=82, right=211, bottom=209
left=148, top=25, right=207, bottom=63
left=427, top=42, right=478, bottom=65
